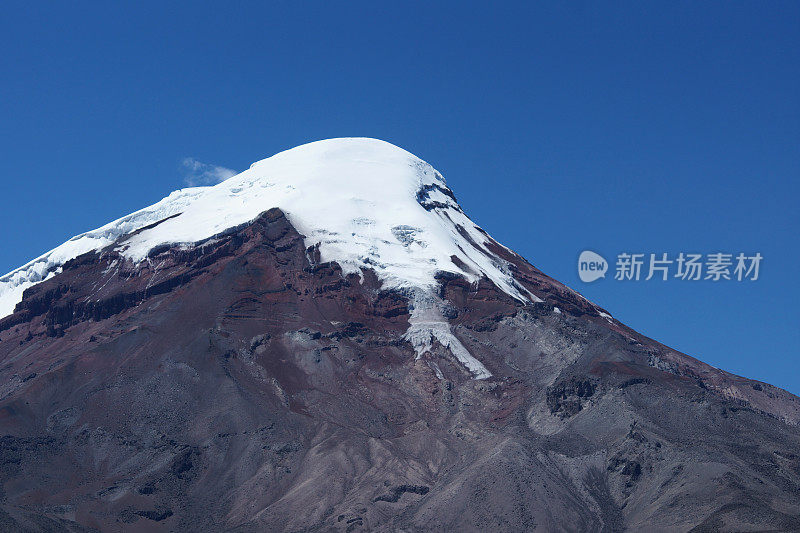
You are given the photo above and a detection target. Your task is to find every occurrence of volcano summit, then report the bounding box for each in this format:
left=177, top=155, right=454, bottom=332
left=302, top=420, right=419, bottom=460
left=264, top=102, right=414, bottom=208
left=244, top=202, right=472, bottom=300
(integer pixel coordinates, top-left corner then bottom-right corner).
left=0, top=139, right=798, bottom=532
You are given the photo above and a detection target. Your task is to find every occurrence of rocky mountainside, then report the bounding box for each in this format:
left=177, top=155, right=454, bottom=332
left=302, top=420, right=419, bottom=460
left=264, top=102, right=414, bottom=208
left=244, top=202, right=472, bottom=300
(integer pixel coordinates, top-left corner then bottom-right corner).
left=0, top=139, right=798, bottom=532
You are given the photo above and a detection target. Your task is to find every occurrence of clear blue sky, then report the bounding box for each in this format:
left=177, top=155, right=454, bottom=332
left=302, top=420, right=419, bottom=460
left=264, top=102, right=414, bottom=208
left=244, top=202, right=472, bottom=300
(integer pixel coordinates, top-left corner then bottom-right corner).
left=2, top=2, right=798, bottom=393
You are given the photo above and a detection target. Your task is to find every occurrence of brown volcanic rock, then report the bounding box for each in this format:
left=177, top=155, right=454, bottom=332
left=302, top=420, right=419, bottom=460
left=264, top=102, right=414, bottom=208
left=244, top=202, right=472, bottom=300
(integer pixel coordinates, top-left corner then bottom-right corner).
left=0, top=208, right=799, bottom=532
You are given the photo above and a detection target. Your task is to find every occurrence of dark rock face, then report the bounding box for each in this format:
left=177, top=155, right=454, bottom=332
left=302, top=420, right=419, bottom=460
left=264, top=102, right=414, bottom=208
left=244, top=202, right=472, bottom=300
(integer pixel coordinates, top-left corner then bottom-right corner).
left=546, top=378, right=597, bottom=418
left=0, top=209, right=799, bottom=532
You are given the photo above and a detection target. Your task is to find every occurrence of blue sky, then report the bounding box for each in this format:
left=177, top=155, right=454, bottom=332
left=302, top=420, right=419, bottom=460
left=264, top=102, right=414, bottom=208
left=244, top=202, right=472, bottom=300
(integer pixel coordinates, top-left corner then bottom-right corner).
left=2, top=2, right=798, bottom=393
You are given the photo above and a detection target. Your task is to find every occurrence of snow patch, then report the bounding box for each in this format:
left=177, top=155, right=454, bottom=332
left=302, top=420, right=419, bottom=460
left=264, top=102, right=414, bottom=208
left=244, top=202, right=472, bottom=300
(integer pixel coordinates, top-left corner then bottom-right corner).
left=429, top=361, right=445, bottom=380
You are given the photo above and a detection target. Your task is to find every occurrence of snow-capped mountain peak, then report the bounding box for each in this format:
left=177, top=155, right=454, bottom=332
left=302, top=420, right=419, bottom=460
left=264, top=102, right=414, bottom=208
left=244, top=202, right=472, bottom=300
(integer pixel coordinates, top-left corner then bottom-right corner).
left=0, top=139, right=539, bottom=374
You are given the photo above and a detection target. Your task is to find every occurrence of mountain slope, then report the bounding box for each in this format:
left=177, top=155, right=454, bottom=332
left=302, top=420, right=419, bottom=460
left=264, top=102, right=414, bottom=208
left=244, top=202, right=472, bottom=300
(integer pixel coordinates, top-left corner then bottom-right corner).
left=0, top=139, right=798, bottom=532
